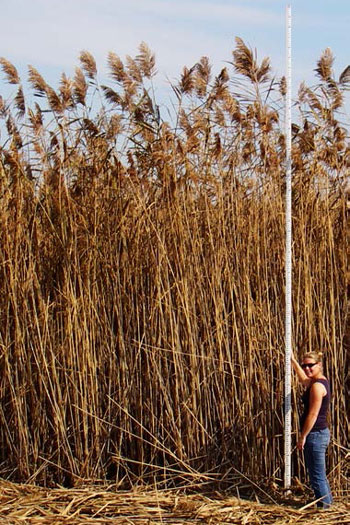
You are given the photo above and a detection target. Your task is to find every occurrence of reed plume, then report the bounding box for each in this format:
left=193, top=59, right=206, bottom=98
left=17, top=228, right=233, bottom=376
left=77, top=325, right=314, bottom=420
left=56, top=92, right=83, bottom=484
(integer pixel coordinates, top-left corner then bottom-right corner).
left=79, top=50, right=97, bottom=80
left=0, top=58, right=20, bottom=84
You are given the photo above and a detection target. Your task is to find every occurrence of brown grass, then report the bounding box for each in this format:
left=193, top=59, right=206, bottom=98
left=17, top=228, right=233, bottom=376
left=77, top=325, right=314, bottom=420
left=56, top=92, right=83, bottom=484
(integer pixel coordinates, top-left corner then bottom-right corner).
left=0, top=480, right=349, bottom=524
left=0, top=39, right=349, bottom=497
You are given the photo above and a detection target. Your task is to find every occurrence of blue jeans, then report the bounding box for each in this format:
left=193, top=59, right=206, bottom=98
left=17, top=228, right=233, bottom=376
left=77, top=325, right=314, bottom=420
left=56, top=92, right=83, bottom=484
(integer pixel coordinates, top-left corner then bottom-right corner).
left=304, top=428, right=333, bottom=508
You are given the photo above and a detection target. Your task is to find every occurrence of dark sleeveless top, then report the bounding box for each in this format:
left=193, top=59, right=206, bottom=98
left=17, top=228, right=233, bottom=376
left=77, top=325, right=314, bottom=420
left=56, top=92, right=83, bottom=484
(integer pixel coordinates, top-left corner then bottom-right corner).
left=300, top=378, right=330, bottom=432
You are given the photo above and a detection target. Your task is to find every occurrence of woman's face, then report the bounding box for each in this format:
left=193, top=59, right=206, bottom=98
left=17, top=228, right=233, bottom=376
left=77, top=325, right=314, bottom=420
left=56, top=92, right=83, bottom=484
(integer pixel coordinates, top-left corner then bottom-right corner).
left=301, top=358, right=320, bottom=378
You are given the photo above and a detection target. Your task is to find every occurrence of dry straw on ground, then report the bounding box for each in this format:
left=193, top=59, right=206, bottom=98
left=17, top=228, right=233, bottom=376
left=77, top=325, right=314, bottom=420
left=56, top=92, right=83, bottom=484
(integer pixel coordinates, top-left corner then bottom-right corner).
left=0, top=40, right=349, bottom=495
left=0, top=481, right=349, bottom=524
left=0, top=482, right=350, bottom=525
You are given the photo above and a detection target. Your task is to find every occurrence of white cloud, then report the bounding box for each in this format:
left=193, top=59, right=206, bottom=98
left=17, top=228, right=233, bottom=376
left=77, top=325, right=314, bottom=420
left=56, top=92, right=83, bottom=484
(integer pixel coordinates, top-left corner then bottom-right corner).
left=0, top=0, right=347, bottom=106
left=115, top=0, right=282, bottom=26
left=0, top=0, right=281, bottom=72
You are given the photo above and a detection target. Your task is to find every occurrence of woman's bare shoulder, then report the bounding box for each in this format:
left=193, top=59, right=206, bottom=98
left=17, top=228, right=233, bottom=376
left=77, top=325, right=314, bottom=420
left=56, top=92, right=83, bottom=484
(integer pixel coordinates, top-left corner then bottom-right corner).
left=310, top=380, right=327, bottom=396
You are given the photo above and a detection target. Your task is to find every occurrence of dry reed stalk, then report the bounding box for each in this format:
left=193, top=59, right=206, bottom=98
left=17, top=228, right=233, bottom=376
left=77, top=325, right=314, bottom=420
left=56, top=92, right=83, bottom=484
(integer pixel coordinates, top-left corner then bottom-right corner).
left=0, top=40, right=348, bottom=498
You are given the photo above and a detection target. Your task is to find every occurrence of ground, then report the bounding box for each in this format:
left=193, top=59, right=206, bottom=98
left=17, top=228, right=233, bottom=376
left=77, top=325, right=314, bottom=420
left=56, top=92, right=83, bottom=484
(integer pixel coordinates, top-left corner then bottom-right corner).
left=0, top=481, right=349, bottom=524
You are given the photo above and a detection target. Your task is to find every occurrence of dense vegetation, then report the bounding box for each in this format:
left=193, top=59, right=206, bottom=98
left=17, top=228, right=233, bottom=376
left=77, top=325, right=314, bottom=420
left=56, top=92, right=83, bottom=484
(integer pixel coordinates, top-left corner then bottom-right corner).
left=0, top=39, right=349, bottom=493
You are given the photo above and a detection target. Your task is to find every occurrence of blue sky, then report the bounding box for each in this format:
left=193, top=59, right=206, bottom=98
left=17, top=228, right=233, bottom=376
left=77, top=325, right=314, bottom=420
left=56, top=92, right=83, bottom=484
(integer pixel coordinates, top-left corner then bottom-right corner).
left=1, top=0, right=350, bottom=105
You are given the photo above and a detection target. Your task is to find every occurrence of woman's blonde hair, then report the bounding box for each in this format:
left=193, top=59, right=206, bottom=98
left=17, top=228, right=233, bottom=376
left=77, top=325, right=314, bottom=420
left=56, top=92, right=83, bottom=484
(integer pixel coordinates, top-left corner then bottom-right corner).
left=302, top=351, right=323, bottom=362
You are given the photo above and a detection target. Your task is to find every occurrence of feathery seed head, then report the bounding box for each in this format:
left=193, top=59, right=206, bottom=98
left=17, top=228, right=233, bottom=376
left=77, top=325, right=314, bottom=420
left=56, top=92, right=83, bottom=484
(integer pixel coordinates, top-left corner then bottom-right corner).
left=80, top=50, right=97, bottom=80
left=0, top=58, right=20, bottom=84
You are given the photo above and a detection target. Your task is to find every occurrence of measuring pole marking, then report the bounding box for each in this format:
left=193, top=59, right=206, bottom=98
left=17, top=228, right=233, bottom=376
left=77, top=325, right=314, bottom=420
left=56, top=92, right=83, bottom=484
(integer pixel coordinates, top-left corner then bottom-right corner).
left=284, top=3, right=292, bottom=490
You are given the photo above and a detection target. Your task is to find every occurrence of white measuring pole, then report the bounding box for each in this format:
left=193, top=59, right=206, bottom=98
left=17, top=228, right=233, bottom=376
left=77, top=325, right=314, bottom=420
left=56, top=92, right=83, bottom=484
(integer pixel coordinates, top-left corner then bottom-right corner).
left=284, top=4, right=292, bottom=490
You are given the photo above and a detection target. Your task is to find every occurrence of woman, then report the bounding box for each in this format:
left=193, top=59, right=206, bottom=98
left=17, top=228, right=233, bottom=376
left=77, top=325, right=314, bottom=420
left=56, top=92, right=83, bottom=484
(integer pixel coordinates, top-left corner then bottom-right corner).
left=291, top=351, right=332, bottom=509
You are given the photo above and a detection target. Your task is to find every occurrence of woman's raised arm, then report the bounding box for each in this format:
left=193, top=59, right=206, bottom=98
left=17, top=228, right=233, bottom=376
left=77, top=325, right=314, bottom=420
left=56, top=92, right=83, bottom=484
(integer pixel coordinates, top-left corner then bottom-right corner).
left=291, top=352, right=311, bottom=387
